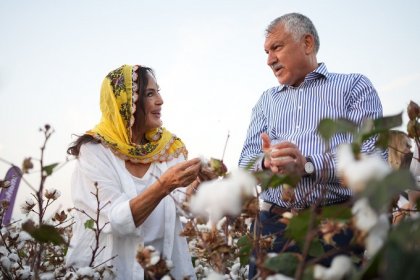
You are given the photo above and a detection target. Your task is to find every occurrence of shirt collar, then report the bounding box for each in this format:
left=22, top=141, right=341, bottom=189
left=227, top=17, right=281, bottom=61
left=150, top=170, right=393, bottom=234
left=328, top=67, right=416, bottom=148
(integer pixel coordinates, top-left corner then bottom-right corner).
left=277, top=62, right=328, bottom=92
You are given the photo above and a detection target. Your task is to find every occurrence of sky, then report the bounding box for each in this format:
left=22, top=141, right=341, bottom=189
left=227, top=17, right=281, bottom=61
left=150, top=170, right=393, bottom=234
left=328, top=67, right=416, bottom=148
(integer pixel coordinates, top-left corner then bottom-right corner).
left=1, top=0, right=420, bottom=220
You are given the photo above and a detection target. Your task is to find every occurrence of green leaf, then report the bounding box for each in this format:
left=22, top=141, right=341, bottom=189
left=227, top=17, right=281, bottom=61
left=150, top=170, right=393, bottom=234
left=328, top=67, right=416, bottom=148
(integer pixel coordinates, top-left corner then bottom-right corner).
left=362, top=169, right=416, bottom=212
left=317, top=118, right=357, bottom=142
left=373, top=113, right=403, bottom=132
left=374, top=131, right=390, bottom=150
left=84, top=219, right=95, bottom=230
left=264, top=252, right=299, bottom=277
left=255, top=171, right=299, bottom=190
left=285, top=210, right=313, bottom=241
left=388, top=218, right=420, bottom=248
left=22, top=221, right=65, bottom=245
left=352, top=246, right=384, bottom=280
left=383, top=239, right=420, bottom=280
left=302, top=266, right=315, bottom=280
left=321, top=204, right=352, bottom=221
left=358, top=113, right=403, bottom=144
left=307, top=238, right=324, bottom=257
left=42, top=162, right=59, bottom=176
left=237, top=234, right=253, bottom=266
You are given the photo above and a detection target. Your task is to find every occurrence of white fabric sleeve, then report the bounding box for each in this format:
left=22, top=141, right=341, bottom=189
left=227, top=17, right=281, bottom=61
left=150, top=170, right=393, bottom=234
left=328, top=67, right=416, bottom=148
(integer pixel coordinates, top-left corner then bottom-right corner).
left=73, top=143, right=140, bottom=237
left=410, top=145, right=420, bottom=179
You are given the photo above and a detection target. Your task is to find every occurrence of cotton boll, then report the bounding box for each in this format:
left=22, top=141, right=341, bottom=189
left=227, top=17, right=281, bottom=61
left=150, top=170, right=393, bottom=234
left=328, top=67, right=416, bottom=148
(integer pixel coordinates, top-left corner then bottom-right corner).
left=165, top=259, right=173, bottom=269
left=337, top=144, right=391, bottom=193
left=266, top=274, right=294, bottom=280
left=199, top=155, right=209, bottom=168
left=336, top=144, right=355, bottom=175
left=18, top=231, right=33, bottom=242
left=190, top=169, right=257, bottom=226
left=0, top=246, right=8, bottom=256
left=206, top=271, right=225, bottom=280
left=145, top=245, right=155, bottom=251
left=150, top=254, right=160, bottom=265
left=40, top=272, right=55, bottom=280
left=216, top=217, right=227, bottom=231
left=77, top=266, right=95, bottom=277
left=229, top=168, right=258, bottom=197
left=1, top=256, right=11, bottom=269
left=352, top=198, right=379, bottom=232
left=16, top=266, right=32, bottom=279
left=190, top=180, right=234, bottom=225
left=365, top=214, right=390, bottom=258
left=313, top=255, right=354, bottom=280
left=229, top=262, right=241, bottom=278
left=8, top=252, right=19, bottom=262
left=179, top=216, right=189, bottom=224
left=347, top=156, right=390, bottom=193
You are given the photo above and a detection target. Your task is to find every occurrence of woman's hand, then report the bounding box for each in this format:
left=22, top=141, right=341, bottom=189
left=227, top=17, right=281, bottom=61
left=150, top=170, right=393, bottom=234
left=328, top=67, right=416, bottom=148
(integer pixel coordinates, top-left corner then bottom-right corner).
left=160, top=158, right=201, bottom=192
left=198, top=165, right=219, bottom=182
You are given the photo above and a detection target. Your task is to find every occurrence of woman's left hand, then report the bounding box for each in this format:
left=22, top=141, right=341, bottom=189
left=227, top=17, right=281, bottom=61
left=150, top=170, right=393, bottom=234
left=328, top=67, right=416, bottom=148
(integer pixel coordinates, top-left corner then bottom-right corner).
left=198, top=166, right=218, bottom=182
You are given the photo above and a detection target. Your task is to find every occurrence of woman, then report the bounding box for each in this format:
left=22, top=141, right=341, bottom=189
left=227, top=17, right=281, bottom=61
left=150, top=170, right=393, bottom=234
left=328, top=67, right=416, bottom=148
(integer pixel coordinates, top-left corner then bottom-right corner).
left=388, top=130, right=412, bottom=170
left=66, top=65, right=203, bottom=279
left=387, top=130, right=420, bottom=224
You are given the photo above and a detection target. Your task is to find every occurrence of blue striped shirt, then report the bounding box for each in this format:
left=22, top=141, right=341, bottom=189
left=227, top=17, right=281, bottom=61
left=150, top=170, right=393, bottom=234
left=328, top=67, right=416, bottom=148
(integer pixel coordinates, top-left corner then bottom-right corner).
left=238, top=63, right=384, bottom=209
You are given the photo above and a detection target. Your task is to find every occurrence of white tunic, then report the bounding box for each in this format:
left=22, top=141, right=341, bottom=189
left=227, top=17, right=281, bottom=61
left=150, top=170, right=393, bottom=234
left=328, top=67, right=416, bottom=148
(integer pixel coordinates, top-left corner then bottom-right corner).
left=66, top=143, right=196, bottom=280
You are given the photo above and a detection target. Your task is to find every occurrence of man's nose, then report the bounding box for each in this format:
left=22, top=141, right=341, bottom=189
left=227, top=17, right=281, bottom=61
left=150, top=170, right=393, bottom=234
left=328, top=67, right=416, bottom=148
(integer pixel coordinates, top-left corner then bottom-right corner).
left=267, top=51, right=276, bottom=66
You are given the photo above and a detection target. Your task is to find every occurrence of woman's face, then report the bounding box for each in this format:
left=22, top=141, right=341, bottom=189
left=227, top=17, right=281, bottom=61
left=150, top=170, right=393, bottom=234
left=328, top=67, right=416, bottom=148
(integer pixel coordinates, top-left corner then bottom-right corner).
left=402, top=135, right=412, bottom=154
left=142, top=73, right=163, bottom=132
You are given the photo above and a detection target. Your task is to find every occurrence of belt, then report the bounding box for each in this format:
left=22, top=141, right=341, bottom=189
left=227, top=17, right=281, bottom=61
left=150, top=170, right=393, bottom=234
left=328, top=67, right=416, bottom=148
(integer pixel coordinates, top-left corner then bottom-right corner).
left=260, top=199, right=351, bottom=216
left=259, top=201, right=296, bottom=216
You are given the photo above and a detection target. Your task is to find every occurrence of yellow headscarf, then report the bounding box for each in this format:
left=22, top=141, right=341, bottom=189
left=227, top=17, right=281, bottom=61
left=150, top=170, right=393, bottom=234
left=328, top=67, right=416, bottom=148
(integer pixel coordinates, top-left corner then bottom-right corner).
left=87, top=64, right=188, bottom=163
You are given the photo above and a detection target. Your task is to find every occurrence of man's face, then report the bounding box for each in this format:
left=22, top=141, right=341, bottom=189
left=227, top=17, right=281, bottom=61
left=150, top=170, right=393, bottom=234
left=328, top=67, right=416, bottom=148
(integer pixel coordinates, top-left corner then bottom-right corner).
left=264, top=24, right=311, bottom=87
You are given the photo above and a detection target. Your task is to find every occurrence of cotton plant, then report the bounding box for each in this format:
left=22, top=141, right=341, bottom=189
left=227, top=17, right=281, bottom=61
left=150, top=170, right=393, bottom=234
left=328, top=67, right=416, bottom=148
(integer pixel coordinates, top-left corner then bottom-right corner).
left=204, top=270, right=228, bottom=280
left=313, top=255, right=354, bottom=280
left=63, top=266, right=115, bottom=280
left=266, top=274, right=294, bottom=280
left=183, top=173, right=255, bottom=278
left=1, top=125, right=113, bottom=279
left=350, top=197, right=390, bottom=258
left=351, top=199, right=390, bottom=258
left=337, top=144, right=391, bottom=193
left=190, top=168, right=257, bottom=227
left=136, top=245, right=173, bottom=279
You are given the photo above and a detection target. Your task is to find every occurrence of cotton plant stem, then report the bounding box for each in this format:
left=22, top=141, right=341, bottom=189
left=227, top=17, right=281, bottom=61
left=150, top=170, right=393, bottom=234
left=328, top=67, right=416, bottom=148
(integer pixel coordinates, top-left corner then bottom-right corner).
left=294, top=206, right=317, bottom=280
left=221, top=131, right=230, bottom=162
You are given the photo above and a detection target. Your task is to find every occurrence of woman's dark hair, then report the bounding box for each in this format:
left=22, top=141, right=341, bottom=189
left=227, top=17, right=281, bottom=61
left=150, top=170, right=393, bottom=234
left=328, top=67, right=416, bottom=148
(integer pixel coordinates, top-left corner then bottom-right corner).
left=67, top=134, right=100, bottom=156
left=67, top=66, right=155, bottom=157
left=133, top=66, right=155, bottom=135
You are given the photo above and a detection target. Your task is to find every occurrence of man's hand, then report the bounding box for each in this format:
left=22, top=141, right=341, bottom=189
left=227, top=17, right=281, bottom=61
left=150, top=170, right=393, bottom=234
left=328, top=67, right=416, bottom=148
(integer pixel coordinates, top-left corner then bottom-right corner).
left=261, top=133, right=306, bottom=175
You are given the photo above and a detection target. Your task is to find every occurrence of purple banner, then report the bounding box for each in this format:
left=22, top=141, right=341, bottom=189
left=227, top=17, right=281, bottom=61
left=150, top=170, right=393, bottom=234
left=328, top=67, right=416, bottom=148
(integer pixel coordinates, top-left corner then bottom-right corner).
left=0, top=166, right=22, bottom=225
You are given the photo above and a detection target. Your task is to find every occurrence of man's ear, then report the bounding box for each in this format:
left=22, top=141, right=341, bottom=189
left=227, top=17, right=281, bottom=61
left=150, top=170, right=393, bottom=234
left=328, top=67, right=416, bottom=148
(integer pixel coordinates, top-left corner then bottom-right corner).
left=303, top=34, right=315, bottom=55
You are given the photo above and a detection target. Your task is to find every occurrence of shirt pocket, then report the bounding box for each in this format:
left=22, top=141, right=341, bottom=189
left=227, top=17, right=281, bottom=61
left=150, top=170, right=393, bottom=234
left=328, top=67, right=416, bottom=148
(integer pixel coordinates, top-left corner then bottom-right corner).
left=321, top=91, right=347, bottom=119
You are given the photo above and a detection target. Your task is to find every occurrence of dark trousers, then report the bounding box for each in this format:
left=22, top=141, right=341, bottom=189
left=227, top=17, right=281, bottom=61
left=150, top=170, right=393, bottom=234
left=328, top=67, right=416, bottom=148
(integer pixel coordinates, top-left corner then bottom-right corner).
left=248, top=210, right=361, bottom=279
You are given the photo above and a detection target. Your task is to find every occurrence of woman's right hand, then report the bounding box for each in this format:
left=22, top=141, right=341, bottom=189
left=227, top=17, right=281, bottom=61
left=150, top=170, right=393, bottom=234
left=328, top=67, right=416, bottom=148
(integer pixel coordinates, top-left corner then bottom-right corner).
left=160, top=158, right=201, bottom=191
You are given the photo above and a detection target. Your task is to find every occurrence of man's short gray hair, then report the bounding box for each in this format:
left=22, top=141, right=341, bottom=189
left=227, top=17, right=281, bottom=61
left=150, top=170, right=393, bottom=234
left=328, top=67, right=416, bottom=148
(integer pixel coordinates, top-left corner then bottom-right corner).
left=266, top=13, right=320, bottom=54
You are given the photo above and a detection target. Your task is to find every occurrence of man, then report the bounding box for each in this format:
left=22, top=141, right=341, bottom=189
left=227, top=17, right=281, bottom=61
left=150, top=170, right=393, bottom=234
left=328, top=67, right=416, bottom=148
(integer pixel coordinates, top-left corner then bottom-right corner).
left=238, top=13, right=384, bottom=277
